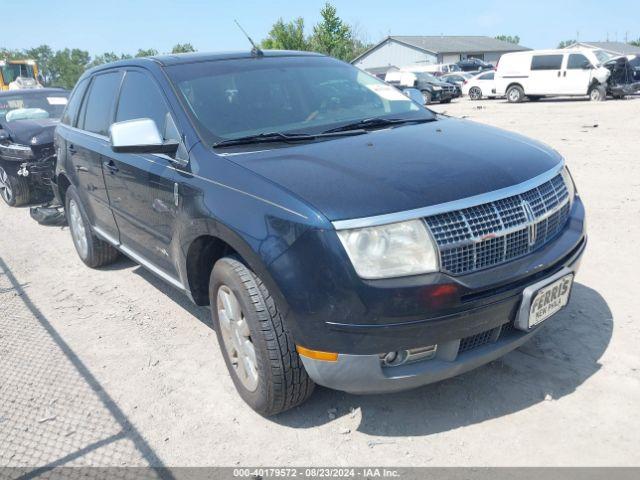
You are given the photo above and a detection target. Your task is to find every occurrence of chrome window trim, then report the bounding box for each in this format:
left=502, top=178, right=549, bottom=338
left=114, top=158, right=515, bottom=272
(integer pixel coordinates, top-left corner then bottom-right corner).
left=332, top=162, right=564, bottom=230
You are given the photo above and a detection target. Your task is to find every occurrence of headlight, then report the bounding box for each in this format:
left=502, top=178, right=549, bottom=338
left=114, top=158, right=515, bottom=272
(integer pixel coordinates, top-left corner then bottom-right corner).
left=337, top=219, right=439, bottom=279
left=560, top=166, right=576, bottom=204
left=0, top=143, right=33, bottom=160
left=432, top=86, right=442, bottom=91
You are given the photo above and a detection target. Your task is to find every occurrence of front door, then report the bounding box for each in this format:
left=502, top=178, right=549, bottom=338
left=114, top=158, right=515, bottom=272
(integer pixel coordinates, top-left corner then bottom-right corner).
left=563, top=53, right=594, bottom=95
left=101, top=69, right=185, bottom=277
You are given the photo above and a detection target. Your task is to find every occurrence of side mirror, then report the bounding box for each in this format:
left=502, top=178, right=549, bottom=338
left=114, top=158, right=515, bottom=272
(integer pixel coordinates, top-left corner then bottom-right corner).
left=582, top=62, right=593, bottom=69
left=109, top=118, right=179, bottom=155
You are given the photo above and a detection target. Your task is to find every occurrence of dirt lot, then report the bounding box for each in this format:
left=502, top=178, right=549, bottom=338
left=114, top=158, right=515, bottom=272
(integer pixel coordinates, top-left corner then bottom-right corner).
left=1, top=96, right=639, bottom=469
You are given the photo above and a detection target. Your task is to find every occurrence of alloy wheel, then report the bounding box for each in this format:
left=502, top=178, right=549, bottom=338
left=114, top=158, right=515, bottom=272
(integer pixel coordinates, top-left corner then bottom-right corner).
left=508, top=88, right=521, bottom=102
left=0, top=167, right=13, bottom=204
left=217, top=285, right=259, bottom=392
left=469, top=87, right=481, bottom=100
left=68, top=199, right=89, bottom=259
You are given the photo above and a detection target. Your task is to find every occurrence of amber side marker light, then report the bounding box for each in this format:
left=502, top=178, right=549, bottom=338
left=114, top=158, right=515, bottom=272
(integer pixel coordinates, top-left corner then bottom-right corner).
left=296, top=345, right=339, bottom=362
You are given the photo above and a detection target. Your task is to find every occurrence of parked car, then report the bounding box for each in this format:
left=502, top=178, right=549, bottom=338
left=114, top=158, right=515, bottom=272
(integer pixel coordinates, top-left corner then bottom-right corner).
left=456, top=58, right=494, bottom=72
left=54, top=51, right=586, bottom=415
left=441, top=72, right=474, bottom=97
left=461, top=71, right=499, bottom=100
left=385, top=69, right=455, bottom=103
left=0, top=88, right=69, bottom=206
left=602, top=55, right=640, bottom=98
left=417, top=63, right=461, bottom=76
left=495, top=48, right=612, bottom=102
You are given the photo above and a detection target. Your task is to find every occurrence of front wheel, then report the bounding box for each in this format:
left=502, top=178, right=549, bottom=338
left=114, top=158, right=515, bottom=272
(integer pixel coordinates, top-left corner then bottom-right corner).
left=421, top=90, right=432, bottom=104
left=589, top=85, right=606, bottom=101
left=506, top=85, right=525, bottom=103
left=210, top=257, right=314, bottom=416
left=0, top=166, right=31, bottom=207
left=468, top=87, right=482, bottom=100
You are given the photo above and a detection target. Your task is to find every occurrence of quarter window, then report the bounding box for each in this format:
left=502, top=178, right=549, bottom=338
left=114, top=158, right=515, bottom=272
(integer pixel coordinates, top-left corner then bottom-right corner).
left=567, top=54, right=590, bottom=69
left=79, top=72, right=121, bottom=136
left=61, top=78, right=89, bottom=126
left=479, top=72, right=494, bottom=80
left=531, top=55, right=564, bottom=71
left=115, top=71, right=176, bottom=140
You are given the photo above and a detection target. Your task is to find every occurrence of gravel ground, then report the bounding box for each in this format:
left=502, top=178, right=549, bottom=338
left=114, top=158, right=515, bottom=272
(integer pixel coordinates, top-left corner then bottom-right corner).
left=1, top=96, right=639, bottom=469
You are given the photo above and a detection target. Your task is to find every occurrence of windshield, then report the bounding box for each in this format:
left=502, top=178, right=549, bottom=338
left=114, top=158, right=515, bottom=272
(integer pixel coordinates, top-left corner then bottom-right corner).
left=593, top=49, right=614, bottom=64
left=165, top=56, right=432, bottom=144
left=415, top=72, right=439, bottom=82
left=0, top=92, right=68, bottom=123
left=1, top=63, right=36, bottom=84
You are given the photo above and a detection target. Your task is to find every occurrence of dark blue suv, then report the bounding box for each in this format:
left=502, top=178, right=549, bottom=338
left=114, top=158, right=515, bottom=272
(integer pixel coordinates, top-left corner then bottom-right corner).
left=54, top=51, right=586, bottom=415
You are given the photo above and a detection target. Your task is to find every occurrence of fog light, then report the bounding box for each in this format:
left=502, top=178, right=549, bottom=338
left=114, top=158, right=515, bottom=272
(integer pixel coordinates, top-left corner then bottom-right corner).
left=380, top=345, right=437, bottom=367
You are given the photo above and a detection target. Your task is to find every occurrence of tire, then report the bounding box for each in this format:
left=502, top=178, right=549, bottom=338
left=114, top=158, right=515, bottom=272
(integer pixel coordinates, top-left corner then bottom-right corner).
left=589, top=85, right=606, bottom=102
left=0, top=166, right=31, bottom=207
left=65, top=185, right=120, bottom=268
left=506, top=85, right=525, bottom=103
left=210, top=257, right=315, bottom=416
left=421, top=90, right=432, bottom=104
left=469, top=87, right=482, bottom=100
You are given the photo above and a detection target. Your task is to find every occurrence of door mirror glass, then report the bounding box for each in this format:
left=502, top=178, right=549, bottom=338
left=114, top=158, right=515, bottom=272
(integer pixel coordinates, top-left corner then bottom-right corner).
left=582, top=61, right=593, bottom=69
left=109, top=118, right=179, bottom=155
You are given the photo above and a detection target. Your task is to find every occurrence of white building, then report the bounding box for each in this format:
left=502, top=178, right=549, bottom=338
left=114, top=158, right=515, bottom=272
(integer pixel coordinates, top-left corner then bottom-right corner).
left=351, top=36, right=530, bottom=71
left=564, top=41, right=640, bottom=57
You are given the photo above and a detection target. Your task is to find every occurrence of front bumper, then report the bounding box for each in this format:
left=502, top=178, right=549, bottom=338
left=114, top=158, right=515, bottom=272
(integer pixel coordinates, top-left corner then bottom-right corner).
left=301, top=246, right=585, bottom=394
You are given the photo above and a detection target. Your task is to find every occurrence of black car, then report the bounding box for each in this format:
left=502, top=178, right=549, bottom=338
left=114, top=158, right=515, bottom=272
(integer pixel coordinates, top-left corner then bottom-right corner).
left=457, top=58, right=494, bottom=72
left=603, top=55, right=640, bottom=98
left=0, top=88, right=69, bottom=206
left=54, top=51, right=586, bottom=415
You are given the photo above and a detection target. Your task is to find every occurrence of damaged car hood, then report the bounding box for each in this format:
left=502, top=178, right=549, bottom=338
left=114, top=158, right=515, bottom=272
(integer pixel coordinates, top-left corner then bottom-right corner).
left=224, top=117, right=563, bottom=221
left=0, top=118, right=58, bottom=146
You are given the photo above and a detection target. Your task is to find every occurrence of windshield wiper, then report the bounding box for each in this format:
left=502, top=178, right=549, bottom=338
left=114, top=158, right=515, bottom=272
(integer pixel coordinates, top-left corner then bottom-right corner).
left=213, top=130, right=366, bottom=148
left=322, top=116, right=437, bottom=134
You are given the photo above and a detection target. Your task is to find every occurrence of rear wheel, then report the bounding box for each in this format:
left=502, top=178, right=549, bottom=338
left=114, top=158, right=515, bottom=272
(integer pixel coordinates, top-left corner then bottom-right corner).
left=421, top=90, right=432, bottom=104
left=65, top=186, right=120, bottom=268
left=0, top=166, right=31, bottom=207
left=506, top=85, right=524, bottom=103
left=469, top=87, right=482, bottom=100
left=210, top=257, right=314, bottom=416
left=589, top=85, right=606, bottom=101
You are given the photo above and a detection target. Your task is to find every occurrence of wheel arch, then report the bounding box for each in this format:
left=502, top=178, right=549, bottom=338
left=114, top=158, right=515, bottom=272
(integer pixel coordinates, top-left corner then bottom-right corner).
left=56, top=172, right=72, bottom=204
left=506, top=82, right=524, bottom=93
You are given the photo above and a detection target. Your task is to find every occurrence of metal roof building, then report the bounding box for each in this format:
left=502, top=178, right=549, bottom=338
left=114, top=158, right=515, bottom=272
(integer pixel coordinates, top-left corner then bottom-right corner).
left=565, top=41, right=640, bottom=56
left=351, top=35, right=530, bottom=70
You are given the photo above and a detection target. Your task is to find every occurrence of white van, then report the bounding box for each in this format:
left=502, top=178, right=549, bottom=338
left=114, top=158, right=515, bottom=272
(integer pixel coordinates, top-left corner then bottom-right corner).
left=495, top=48, right=611, bottom=102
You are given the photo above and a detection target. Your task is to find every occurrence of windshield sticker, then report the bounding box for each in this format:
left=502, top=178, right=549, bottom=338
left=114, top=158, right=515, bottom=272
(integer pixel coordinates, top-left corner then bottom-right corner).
left=366, top=84, right=411, bottom=102
left=47, top=97, right=68, bottom=105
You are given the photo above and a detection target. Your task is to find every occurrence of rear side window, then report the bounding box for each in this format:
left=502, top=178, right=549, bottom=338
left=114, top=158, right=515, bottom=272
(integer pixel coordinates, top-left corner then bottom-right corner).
left=479, top=72, right=494, bottom=80
left=531, top=55, right=563, bottom=71
left=79, top=72, right=121, bottom=136
left=115, top=71, right=173, bottom=138
left=567, top=54, right=590, bottom=69
left=61, top=78, right=89, bottom=126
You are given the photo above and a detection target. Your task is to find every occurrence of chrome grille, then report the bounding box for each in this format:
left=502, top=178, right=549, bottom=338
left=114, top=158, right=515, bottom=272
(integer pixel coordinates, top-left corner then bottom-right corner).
left=425, top=173, right=571, bottom=275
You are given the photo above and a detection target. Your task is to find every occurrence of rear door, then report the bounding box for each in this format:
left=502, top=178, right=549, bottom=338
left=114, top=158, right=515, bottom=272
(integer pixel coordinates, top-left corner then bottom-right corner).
left=528, top=54, right=564, bottom=94
left=67, top=71, right=122, bottom=239
left=101, top=69, right=185, bottom=276
left=563, top=53, right=593, bottom=95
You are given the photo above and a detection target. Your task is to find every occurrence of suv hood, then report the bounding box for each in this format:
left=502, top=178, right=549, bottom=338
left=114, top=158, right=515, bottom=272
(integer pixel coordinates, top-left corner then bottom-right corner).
left=227, top=117, right=563, bottom=222
left=0, top=118, right=58, bottom=146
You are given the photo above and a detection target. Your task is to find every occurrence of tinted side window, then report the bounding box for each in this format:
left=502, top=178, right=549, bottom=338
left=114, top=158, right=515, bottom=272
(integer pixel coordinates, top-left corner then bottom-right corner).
left=567, top=54, right=590, bottom=69
left=115, top=71, right=174, bottom=139
left=80, top=72, right=121, bottom=136
left=479, top=72, right=494, bottom=80
left=61, top=78, right=89, bottom=126
left=531, top=55, right=564, bottom=71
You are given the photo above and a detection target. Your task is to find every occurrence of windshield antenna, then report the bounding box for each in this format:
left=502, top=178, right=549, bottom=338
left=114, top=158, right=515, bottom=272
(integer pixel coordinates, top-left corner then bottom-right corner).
left=234, top=19, right=263, bottom=57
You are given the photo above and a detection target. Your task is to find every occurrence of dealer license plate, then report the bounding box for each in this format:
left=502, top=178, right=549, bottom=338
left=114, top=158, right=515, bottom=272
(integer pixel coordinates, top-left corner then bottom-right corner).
left=528, top=274, right=573, bottom=328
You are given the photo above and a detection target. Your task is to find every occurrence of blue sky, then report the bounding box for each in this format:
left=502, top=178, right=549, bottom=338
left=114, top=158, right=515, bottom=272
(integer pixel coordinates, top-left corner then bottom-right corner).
left=3, top=0, right=638, bottom=56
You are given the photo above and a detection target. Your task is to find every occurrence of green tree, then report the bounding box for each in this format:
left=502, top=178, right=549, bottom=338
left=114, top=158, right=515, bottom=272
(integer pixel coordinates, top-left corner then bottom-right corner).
left=309, top=3, right=353, bottom=61
left=629, top=37, right=640, bottom=47
left=135, top=48, right=159, bottom=58
left=48, top=48, right=91, bottom=89
left=261, top=18, right=309, bottom=51
left=495, top=35, right=520, bottom=45
left=171, top=43, right=196, bottom=54
left=23, top=45, right=53, bottom=84
left=557, top=39, right=577, bottom=49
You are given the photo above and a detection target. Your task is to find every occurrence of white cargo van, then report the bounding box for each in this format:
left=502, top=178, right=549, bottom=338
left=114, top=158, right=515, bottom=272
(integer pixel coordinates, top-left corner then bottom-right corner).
left=495, top=48, right=611, bottom=102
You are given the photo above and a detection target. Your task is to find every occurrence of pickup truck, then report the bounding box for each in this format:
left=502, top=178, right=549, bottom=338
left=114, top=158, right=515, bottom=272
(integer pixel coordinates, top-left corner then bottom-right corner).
left=54, top=51, right=586, bottom=415
left=384, top=70, right=456, bottom=104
